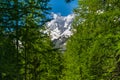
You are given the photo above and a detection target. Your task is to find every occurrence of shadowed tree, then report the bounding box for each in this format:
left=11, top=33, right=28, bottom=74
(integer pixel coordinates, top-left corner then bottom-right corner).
left=0, top=0, right=63, bottom=80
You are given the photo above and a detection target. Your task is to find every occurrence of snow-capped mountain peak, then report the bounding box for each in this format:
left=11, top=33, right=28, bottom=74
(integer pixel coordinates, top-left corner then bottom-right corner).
left=46, top=13, right=74, bottom=48
left=46, top=13, right=74, bottom=40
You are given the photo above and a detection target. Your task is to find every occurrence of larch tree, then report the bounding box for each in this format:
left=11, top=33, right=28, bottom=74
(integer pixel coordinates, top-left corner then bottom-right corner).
left=0, top=0, right=62, bottom=80
left=63, top=0, right=120, bottom=80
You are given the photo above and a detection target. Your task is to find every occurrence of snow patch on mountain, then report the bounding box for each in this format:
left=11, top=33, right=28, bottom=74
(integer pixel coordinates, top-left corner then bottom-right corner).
left=45, top=13, right=74, bottom=48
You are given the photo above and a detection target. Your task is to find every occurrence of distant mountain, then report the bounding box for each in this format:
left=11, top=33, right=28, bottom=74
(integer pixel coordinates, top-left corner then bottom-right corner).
left=45, top=13, right=74, bottom=49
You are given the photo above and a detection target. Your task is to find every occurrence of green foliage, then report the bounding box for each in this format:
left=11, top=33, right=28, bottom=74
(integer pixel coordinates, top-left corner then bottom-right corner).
left=19, top=24, right=62, bottom=79
left=63, top=0, right=120, bottom=80
left=0, top=0, right=62, bottom=80
left=0, top=34, right=18, bottom=79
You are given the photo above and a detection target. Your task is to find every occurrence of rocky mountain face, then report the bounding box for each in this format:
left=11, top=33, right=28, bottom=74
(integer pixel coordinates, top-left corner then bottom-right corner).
left=45, top=13, right=74, bottom=50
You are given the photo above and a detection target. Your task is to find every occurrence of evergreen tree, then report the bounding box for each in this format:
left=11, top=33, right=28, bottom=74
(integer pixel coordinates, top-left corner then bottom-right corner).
left=0, top=32, right=18, bottom=79
left=0, top=0, right=18, bottom=79
left=63, top=0, right=120, bottom=80
left=0, top=0, right=62, bottom=80
left=19, top=15, right=62, bottom=80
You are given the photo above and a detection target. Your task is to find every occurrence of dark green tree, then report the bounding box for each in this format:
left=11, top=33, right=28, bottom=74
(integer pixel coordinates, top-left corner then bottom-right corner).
left=0, top=0, right=18, bottom=79
left=0, top=0, right=62, bottom=80
left=18, top=15, right=62, bottom=80
left=0, top=31, right=18, bottom=79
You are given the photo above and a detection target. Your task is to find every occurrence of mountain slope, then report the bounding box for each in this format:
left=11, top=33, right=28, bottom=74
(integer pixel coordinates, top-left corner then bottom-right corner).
left=45, top=13, right=74, bottom=49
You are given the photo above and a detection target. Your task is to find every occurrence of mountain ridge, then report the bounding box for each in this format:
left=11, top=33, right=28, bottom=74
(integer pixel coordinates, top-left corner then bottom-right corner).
left=45, top=13, right=74, bottom=48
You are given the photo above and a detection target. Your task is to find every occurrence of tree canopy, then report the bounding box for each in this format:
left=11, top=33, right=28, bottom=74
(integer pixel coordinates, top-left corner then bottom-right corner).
left=63, top=0, right=120, bottom=80
left=0, top=0, right=62, bottom=80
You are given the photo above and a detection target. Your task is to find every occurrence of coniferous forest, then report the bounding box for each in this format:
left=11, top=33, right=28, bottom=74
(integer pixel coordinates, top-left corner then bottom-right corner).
left=0, top=0, right=120, bottom=80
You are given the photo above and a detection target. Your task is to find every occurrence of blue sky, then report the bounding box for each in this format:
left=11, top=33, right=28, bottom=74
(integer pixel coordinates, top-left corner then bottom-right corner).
left=49, top=0, right=78, bottom=16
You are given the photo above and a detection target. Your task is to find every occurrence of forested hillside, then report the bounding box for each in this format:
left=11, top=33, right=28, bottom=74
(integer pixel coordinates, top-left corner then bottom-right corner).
left=0, top=0, right=120, bottom=80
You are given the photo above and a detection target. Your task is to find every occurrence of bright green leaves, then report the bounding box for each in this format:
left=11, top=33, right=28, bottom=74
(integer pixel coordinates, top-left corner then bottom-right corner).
left=63, top=0, right=120, bottom=80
